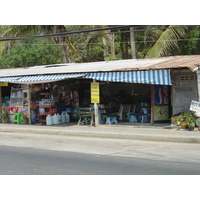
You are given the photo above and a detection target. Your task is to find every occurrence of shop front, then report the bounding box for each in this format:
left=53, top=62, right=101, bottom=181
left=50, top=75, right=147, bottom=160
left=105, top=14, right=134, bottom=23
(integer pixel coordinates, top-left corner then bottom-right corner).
left=85, top=69, right=171, bottom=124
left=1, top=79, right=90, bottom=125
left=0, top=69, right=172, bottom=126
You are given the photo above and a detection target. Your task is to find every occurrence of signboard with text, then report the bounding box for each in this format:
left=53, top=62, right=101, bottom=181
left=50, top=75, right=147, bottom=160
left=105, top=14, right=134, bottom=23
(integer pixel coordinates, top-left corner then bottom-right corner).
left=0, top=82, right=8, bottom=86
left=90, top=82, right=100, bottom=103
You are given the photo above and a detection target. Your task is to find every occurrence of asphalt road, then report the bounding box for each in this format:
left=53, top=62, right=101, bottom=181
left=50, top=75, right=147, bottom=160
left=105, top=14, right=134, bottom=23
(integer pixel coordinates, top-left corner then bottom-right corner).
left=0, top=145, right=200, bottom=175
left=1, top=131, right=200, bottom=175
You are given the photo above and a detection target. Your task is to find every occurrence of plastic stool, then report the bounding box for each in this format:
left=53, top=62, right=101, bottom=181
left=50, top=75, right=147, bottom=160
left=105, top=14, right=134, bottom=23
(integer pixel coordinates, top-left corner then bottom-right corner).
left=110, top=116, right=118, bottom=124
left=14, top=113, right=23, bottom=124
left=129, top=115, right=138, bottom=123
left=105, top=117, right=112, bottom=125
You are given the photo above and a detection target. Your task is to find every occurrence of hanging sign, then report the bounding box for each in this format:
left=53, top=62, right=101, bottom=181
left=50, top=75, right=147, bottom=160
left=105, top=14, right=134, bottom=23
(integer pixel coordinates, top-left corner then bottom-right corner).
left=0, top=82, right=8, bottom=86
left=91, top=82, right=100, bottom=103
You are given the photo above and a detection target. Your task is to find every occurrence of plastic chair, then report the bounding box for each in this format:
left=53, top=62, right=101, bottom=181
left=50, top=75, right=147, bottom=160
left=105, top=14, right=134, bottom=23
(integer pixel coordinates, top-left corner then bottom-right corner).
left=123, top=104, right=132, bottom=120
left=77, top=107, right=94, bottom=126
left=117, top=104, right=123, bottom=121
left=14, top=113, right=23, bottom=124
left=129, top=104, right=138, bottom=122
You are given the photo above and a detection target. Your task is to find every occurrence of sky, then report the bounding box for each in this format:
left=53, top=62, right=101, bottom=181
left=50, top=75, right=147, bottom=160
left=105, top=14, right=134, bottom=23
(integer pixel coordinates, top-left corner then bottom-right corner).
left=1, top=0, right=197, bottom=25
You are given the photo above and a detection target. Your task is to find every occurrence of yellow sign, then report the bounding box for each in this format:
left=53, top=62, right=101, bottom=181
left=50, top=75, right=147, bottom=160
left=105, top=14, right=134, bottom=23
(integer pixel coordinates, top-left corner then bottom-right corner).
left=0, top=82, right=8, bottom=86
left=91, top=82, right=100, bottom=103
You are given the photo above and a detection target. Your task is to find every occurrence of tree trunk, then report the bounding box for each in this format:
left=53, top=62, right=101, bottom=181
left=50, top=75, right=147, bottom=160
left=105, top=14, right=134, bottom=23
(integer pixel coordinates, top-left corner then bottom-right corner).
left=55, top=25, right=68, bottom=63
left=125, top=32, right=129, bottom=59
left=120, top=32, right=125, bottom=59
left=130, top=27, right=136, bottom=59
left=110, top=33, right=115, bottom=56
left=102, top=37, right=109, bottom=59
left=59, top=37, right=68, bottom=63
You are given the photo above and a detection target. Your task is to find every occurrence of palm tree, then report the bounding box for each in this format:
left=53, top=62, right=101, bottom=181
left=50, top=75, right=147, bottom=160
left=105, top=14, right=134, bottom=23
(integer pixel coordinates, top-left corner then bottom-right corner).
left=145, top=25, right=187, bottom=58
left=86, top=25, right=115, bottom=60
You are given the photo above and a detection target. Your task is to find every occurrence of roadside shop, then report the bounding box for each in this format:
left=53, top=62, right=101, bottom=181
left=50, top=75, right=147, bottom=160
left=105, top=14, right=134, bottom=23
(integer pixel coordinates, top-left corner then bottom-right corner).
left=0, top=55, right=199, bottom=126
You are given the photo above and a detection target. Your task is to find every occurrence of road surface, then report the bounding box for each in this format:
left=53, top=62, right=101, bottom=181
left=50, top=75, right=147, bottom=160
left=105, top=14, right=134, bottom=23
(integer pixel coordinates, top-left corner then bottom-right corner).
left=0, top=131, right=200, bottom=174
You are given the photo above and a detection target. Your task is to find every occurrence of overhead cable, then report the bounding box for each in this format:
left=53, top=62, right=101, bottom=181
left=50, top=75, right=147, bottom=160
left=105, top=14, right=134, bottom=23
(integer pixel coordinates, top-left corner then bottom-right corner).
left=0, top=25, right=136, bottom=42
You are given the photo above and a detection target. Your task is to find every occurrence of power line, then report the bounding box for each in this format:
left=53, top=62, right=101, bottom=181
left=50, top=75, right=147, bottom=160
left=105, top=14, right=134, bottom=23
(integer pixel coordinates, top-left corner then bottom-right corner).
left=0, top=25, right=136, bottom=42
left=0, top=25, right=195, bottom=42
left=1, top=36, right=199, bottom=46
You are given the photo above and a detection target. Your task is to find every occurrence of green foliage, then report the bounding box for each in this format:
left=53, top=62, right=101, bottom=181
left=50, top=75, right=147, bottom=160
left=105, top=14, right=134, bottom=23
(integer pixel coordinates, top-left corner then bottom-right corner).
left=195, top=118, right=200, bottom=126
left=177, top=112, right=196, bottom=126
left=179, top=26, right=200, bottom=55
left=1, top=25, right=200, bottom=66
left=2, top=108, right=9, bottom=119
left=0, top=39, right=62, bottom=68
left=105, top=55, right=122, bottom=61
left=146, top=25, right=186, bottom=58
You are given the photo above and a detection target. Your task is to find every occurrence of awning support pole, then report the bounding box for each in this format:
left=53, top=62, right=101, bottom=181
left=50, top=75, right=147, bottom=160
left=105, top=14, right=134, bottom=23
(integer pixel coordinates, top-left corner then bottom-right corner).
left=93, top=79, right=99, bottom=127
left=151, top=85, right=154, bottom=125
left=197, top=66, right=200, bottom=102
left=0, top=86, right=2, bottom=119
left=27, top=84, right=31, bottom=124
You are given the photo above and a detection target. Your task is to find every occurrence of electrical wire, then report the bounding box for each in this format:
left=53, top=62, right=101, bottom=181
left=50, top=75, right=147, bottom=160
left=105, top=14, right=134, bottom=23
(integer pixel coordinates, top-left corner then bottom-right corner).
left=0, top=25, right=196, bottom=42
left=0, top=25, right=136, bottom=42
left=0, top=37, right=199, bottom=46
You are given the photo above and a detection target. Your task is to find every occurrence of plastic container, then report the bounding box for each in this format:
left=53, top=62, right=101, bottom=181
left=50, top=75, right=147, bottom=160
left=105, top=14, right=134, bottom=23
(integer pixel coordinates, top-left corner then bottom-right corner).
left=66, top=113, right=70, bottom=123
left=61, top=113, right=66, bottom=123
left=46, top=115, right=53, bottom=125
left=53, top=114, right=58, bottom=125
left=39, top=108, right=45, bottom=113
left=58, top=114, right=61, bottom=124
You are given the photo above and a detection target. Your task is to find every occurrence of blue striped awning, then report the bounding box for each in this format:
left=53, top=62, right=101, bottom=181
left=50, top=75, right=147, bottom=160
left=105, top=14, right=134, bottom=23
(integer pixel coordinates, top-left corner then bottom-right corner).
left=0, top=73, right=86, bottom=84
left=84, top=69, right=171, bottom=85
left=0, top=70, right=171, bottom=85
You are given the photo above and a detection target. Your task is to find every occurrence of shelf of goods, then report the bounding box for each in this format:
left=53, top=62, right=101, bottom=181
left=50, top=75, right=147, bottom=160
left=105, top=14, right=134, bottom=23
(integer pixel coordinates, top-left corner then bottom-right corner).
left=38, top=105, right=57, bottom=123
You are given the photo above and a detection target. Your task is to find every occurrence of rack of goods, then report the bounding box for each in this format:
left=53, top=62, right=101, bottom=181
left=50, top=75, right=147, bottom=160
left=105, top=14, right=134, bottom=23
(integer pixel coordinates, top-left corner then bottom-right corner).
left=2, top=87, right=30, bottom=122
left=38, top=99, right=57, bottom=123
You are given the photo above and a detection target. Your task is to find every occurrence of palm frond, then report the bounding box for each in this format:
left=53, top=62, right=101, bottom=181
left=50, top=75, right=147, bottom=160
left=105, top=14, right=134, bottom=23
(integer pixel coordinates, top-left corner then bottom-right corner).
left=0, top=41, right=9, bottom=56
left=65, top=36, right=77, bottom=54
left=146, top=25, right=186, bottom=58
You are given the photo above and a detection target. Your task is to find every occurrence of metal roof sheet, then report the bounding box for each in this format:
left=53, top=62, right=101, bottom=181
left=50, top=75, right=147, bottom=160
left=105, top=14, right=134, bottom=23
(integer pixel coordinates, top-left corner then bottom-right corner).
left=0, top=55, right=199, bottom=77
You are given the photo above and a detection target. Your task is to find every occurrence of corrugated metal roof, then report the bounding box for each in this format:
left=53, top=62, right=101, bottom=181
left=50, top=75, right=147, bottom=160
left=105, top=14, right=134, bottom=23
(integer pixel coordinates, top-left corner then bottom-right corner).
left=0, top=55, right=199, bottom=77
left=117, top=55, right=200, bottom=72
